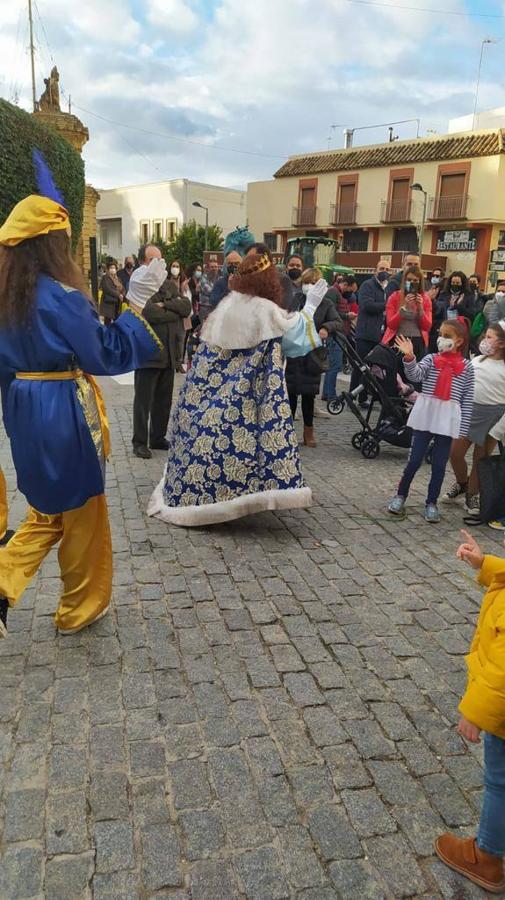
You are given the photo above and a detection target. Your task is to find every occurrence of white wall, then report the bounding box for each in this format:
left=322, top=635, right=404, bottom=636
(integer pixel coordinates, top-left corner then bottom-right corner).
left=448, top=109, right=505, bottom=133
left=96, top=180, right=246, bottom=259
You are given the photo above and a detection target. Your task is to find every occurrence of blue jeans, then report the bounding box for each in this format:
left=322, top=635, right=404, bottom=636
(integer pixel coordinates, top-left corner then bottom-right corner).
left=478, top=733, right=505, bottom=857
left=322, top=339, right=343, bottom=400
left=397, top=430, right=452, bottom=504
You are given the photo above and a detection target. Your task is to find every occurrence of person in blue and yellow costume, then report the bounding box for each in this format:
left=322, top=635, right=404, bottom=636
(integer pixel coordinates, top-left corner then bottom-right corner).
left=148, top=252, right=329, bottom=526
left=0, top=150, right=162, bottom=639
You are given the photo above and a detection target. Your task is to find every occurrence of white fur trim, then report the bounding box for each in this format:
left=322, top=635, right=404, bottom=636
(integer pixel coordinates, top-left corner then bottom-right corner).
left=201, top=292, right=299, bottom=350
left=147, top=478, right=312, bottom=527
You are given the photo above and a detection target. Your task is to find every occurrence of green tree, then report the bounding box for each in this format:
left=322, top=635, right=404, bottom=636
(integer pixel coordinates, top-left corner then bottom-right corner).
left=154, top=220, right=223, bottom=270
left=0, top=99, right=85, bottom=249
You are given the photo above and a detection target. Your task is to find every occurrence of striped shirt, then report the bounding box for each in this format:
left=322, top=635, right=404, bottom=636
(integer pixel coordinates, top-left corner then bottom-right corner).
left=404, top=354, right=475, bottom=437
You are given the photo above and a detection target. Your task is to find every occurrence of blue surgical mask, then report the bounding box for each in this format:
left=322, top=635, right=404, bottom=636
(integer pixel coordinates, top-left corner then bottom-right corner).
left=431, top=276, right=441, bottom=285
left=377, top=271, right=388, bottom=283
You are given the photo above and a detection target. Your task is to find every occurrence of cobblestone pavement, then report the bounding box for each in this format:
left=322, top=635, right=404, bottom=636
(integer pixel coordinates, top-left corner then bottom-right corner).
left=0, top=376, right=501, bottom=899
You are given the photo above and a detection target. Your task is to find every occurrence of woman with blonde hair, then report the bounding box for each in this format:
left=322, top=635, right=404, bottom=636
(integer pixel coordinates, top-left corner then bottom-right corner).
left=285, top=267, right=341, bottom=447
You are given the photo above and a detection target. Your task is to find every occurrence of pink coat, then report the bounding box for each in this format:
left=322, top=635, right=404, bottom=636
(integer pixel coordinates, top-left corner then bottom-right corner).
left=382, top=290, right=432, bottom=347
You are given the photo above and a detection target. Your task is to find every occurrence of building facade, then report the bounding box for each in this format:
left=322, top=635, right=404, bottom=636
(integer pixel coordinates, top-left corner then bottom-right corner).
left=248, top=128, right=505, bottom=285
left=97, top=179, right=246, bottom=262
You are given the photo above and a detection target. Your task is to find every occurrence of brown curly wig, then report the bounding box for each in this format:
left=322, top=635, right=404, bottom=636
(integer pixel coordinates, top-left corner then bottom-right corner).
left=230, top=253, right=283, bottom=307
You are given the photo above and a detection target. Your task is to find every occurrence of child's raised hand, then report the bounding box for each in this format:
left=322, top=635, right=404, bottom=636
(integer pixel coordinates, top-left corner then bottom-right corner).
left=395, top=335, right=414, bottom=358
left=456, top=530, right=485, bottom=570
left=457, top=715, right=481, bottom=743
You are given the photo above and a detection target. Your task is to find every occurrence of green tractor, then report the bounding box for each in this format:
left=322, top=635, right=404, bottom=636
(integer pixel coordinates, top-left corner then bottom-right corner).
left=284, top=236, right=354, bottom=283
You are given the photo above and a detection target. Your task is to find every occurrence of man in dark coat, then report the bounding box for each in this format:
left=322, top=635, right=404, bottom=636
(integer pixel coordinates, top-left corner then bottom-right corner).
left=117, top=256, right=135, bottom=294
left=132, top=280, right=191, bottom=458
left=350, top=260, right=390, bottom=403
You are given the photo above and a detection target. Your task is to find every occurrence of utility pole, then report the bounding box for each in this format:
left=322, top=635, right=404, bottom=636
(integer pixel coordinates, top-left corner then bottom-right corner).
left=28, top=0, right=37, bottom=111
left=473, top=39, right=493, bottom=130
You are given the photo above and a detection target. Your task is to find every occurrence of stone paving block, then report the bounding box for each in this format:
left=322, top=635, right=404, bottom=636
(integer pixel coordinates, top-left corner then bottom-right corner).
left=46, top=790, right=89, bottom=854
left=140, top=823, right=183, bottom=890
left=180, top=808, right=226, bottom=860
left=90, top=724, right=126, bottom=770
left=398, top=738, right=442, bottom=776
left=365, top=833, right=427, bottom=896
left=132, top=778, right=170, bottom=826
left=367, top=759, right=426, bottom=806
left=44, top=852, right=95, bottom=900
left=422, top=772, right=475, bottom=826
left=16, top=702, right=51, bottom=742
left=258, top=774, right=299, bottom=825
left=270, top=643, right=305, bottom=673
left=122, top=672, right=155, bottom=708
left=208, top=747, right=254, bottom=798
left=90, top=771, right=130, bottom=821
left=283, top=672, right=325, bottom=706
left=204, top=715, right=241, bottom=747
left=303, top=706, right=347, bottom=747
left=343, top=717, right=395, bottom=758
left=246, top=735, right=284, bottom=776
left=278, top=825, right=326, bottom=890
left=323, top=743, right=372, bottom=790
left=168, top=759, right=212, bottom=809
left=4, top=787, right=45, bottom=841
left=193, top=682, right=229, bottom=718
left=428, top=858, right=489, bottom=899
left=95, top=821, right=135, bottom=874
left=190, top=860, right=237, bottom=900
left=49, top=744, right=87, bottom=790
left=235, top=846, right=290, bottom=900
left=0, top=846, right=44, bottom=899
left=130, top=739, right=166, bottom=777
left=329, top=858, right=389, bottom=900
left=272, top=717, right=316, bottom=767
left=289, top=765, right=335, bottom=806
left=341, top=788, right=397, bottom=837
left=309, top=660, right=346, bottom=689
left=308, top=803, right=362, bottom=861
left=392, top=802, right=446, bottom=857
left=92, top=872, right=140, bottom=900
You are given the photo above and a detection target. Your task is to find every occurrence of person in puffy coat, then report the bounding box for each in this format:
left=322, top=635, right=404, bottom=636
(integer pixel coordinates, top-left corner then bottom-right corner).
left=285, top=268, right=342, bottom=448
left=434, top=529, right=505, bottom=894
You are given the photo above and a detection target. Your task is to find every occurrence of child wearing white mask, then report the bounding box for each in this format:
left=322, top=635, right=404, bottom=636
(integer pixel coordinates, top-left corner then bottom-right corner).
left=388, top=320, right=474, bottom=523
left=445, top=323, right=505, bottom=517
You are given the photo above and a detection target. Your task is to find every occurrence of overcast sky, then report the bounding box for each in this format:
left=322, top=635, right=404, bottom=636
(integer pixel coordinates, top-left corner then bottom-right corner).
left=1, top=0, right=504, bottom=191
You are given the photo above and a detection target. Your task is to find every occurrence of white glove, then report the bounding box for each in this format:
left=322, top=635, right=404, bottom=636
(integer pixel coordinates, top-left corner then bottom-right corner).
left=304, top=278, right=328, bottom=316
left=127, top=259, right=168, bottom=311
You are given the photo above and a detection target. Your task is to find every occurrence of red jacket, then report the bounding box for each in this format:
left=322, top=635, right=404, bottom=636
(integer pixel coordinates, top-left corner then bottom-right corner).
left=382, top=290, right=432, bottom=347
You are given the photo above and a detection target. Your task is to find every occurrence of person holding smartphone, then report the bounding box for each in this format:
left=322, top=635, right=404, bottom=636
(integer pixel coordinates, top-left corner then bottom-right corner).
left=382, top=265, right=432, bottom=386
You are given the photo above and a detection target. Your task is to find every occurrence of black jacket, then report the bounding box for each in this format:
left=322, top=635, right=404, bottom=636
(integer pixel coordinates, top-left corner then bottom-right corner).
left=436, top=290, right=476, bottom=323
left=385, top=273, right=402, bottom=299
left=285, top=292, right=342, bottom=397
left=99, top=273, right=123, bottom=319
left=117, top=267, right=131, bottom=294
left=355, top=277, right=386, bottom=343
left=142, top=282, right=191, bottom=369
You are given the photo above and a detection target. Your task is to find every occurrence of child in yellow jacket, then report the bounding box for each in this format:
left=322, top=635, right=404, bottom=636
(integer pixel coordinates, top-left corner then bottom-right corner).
left=435, top=529, right=505, bottom=894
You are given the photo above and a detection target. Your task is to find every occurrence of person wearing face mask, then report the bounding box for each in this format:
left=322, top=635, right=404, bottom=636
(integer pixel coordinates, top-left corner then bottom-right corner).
left=445, top=323, right=505, bottom=517
left=209, top=250, right=243, bottom=308
left=484, top=280, right=505, bottom=326
left=285, top=267, right=342, bottom=447
left=99, top=260, right=124, bottom=325
left=468, top=273, right=485, bottom=313
left=382, top=265, right=432, bottom=379
left=388, top=320, right=474, bottom=523
left=321, top=275, right=357, bottom=402
left=430, top=267, right=445, bottom=291
left=385, top=252, right=420, bottom=298
left=117, top=256, right=135, bottom=294
left=286, top=254, right=304, bottom=296
left=350, top=261, right=390, bottom=405
left=438, top=271, right=476, bottom=325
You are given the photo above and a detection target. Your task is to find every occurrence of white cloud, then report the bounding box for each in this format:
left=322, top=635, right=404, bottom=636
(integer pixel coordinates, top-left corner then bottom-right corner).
left=147, top=0, right=198, bottom=34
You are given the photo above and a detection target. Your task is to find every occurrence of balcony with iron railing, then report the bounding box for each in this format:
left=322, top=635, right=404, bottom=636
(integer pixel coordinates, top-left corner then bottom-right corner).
left=429, top=194, right=468, bottom=220
left=292, top=206, right=318, bottom=227
left=380, top=198, right=413, bottom=223
left=329, top=202, right=357, bottom=225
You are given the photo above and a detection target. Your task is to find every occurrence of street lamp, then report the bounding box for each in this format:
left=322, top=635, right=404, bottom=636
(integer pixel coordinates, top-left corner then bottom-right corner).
left=192, top=201, right=209, bottom=252
left=411, top=183, right=428, bottom=263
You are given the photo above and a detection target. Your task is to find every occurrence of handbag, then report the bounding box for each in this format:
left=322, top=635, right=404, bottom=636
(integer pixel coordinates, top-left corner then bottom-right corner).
left=478, top=443, right=505, bottom=522
left=307, top=343, right=330, bottom=373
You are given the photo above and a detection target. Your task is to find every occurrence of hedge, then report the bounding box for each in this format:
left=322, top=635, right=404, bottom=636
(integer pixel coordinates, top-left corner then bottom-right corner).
left=0, top=99, right=85, bottom=247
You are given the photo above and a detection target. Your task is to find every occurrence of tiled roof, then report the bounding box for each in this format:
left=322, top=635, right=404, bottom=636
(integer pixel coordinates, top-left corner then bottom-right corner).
left=273, top=129, right=505, bottom=178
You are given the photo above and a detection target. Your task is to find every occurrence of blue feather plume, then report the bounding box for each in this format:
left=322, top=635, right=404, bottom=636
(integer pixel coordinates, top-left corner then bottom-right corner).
left=32, top=148, right=66, bottom=206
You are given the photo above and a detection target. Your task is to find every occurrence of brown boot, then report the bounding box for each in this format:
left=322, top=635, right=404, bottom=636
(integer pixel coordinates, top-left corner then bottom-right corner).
left=435, top=834, right=505, bottom=894
left=303, top=426, right=317, bottom=447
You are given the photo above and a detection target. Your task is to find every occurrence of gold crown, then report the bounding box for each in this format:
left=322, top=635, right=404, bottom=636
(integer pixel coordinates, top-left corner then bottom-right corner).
left=243, top=253, right=272, bottom=275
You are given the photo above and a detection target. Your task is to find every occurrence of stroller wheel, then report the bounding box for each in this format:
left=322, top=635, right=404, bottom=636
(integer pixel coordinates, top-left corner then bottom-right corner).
left=361, top=438, right=380, bottom=459
left=328, top=398, right=344, bottom=416
left=351, top=432, right=365, bottom=450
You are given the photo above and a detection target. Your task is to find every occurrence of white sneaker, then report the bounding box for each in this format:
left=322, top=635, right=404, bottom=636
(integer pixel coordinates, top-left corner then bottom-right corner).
left=464, top=495, right=480, bottom=516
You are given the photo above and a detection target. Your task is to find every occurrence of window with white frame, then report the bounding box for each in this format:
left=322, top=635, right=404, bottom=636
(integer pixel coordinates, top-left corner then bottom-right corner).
left=166, top=219, right=177, bottom=242
left=140, top=220, right=150, bottom=244
left=153, top=220, right=163, bottom=242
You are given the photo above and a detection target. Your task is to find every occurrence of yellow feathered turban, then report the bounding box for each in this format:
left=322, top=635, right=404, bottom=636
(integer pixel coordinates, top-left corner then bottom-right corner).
left=0, top=195, right=70, bottom=247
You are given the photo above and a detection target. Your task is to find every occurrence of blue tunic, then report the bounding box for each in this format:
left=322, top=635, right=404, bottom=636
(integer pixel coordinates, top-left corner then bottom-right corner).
left=0, top=274, right=158, bottom=514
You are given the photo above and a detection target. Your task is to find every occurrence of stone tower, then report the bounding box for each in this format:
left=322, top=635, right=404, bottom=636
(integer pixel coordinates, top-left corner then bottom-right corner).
left=33, top=67, right=99, bottom=278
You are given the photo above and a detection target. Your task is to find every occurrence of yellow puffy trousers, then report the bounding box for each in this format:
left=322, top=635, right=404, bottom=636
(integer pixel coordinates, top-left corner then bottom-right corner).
left=0, top=466, right=7, bottom=541
left=0, top=494, right=112, bottom=631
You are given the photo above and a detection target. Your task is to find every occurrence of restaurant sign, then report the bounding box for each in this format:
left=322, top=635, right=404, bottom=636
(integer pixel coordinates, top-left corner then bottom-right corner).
left=436, top=230, right=478, bottom=252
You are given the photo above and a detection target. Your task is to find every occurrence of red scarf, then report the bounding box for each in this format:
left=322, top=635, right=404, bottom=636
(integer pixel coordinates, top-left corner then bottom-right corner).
left=433, top=352, right=465, bottom=400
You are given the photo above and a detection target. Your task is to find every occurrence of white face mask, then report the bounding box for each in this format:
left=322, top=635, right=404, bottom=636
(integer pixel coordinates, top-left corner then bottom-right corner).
left=302, top=284, right=311, bottom=295
left=195, top=270, right=202, bottom=280
left=171, top=267, right=180, bottom=277
left=109, top=267, right=117, bottom=276
left=437, top=336, right=455, bottom=353
left=496, top=291, right=505, bottom=301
